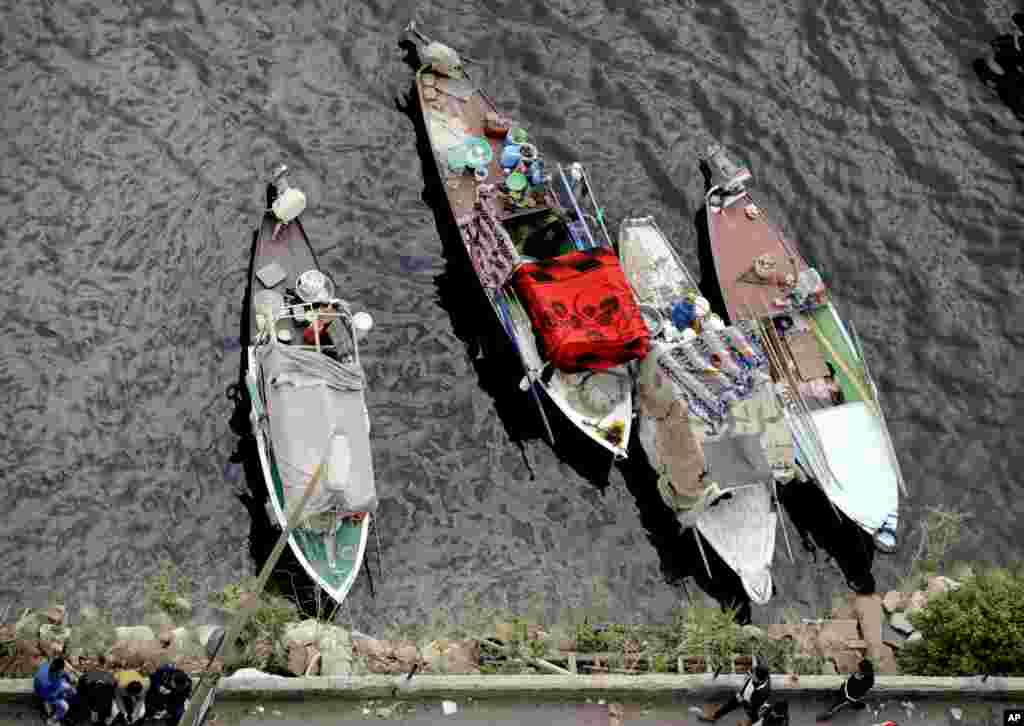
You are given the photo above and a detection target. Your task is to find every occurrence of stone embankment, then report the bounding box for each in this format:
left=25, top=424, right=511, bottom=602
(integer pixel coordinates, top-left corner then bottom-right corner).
left=0, top=576, right=961, bottom=680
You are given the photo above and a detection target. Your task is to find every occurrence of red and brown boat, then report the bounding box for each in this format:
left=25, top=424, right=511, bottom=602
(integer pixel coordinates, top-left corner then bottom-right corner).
left=699, top=143, right=907, bottom=552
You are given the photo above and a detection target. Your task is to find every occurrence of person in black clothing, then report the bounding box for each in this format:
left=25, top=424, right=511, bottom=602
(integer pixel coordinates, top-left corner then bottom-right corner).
left=699, top=663, right=772, bottom=723
left=73, top=671, right=119, bottom=725
left=816, top=658, right=875, bottom=721
left=145, top=665, right=192, bottom=725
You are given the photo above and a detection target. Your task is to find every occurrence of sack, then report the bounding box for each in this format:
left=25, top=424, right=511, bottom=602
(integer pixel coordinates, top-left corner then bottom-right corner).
left=511, top=247, right=649, bottom=372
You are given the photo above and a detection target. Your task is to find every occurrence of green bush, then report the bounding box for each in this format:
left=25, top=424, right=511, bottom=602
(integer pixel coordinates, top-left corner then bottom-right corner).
left=209, top=577, right=297, bottom=672
left=674, top=603, right=741, bottom=674
left=67, top=609, right=117, bottom=656
left=897, top=569, right=1024, bottom=676
left=143, top=560, right=193, bottom=623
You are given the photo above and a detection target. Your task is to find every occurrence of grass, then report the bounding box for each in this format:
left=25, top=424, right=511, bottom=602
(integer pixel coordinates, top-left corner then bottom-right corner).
left=66, top=608, right=117, bottom=656
left=209, top=576, right=298, bottom=674
left=897, top=506, right=972, bottom=592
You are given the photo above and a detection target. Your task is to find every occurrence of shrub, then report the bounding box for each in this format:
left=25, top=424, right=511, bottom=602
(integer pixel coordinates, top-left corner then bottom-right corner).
left=209, top=577, right=297, bottom=672
left=897, top=569, right=1024, bottom=676
left=144, top=560, right=193, bottom=623
left=674, top=603, right=741, bottom=674
left=67, top=609, right=117, bottom=656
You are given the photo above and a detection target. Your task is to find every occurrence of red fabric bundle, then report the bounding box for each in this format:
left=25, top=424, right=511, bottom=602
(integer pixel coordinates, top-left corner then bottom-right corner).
left=511, top=247, right=650, bottom=372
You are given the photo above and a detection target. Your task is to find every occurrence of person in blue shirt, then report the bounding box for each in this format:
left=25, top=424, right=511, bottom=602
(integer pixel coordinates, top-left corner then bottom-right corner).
left=33, top=657, right=77, bottom=725
left=145, top=664, right=193, bottom=724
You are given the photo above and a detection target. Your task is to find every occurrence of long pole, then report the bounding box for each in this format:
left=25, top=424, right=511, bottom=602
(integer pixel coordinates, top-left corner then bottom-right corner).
left=181, top=437, right=332, bottom=726
left=494, top=293, right=556, bottom=447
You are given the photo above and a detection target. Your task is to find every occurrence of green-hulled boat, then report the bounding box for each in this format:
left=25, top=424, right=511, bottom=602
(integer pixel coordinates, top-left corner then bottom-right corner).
left=244, top=165, right=378, bottom=603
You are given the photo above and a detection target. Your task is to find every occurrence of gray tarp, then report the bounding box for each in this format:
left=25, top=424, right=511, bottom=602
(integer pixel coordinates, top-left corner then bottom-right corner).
left=259, top=344, right=377, bottom=517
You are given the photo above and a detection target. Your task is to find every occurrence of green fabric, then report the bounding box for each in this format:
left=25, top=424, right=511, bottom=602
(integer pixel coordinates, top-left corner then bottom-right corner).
left=810, top=304, right=865, bottom=404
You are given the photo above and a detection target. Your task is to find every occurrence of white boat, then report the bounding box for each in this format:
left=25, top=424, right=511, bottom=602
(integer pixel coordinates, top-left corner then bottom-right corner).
left=619, top=216, right=794, bottom=604
left=243, top=165, right=378, bottom=604
left=699, top=142, right=905, bottom=552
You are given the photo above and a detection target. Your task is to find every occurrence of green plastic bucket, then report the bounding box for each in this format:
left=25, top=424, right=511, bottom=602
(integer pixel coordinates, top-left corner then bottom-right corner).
left=506, top=171, right=528, bottom=193
left=446, top=144, right=468, bottom=173
left=464, top=137, right=493, bottom=170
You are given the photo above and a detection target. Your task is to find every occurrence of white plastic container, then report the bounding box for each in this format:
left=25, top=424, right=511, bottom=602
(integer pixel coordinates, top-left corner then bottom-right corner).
left=272, top=187, right=307, bottom=223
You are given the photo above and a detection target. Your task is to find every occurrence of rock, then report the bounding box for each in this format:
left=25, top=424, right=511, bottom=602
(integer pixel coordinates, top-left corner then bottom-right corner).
left=0, top=650, right=45, bottom=677
left=78, top=605, right=101, bottom=622
left=14, top=609, right=44, bottom=640
left=425, top=639, right=480, bottom=675
left=493, top=622, right=516, bottom=643
left=822, top=659, right=838, bottom=675
left=741, top=625, right=766, bottom=640
left=830, top=594, right=858, bottom=620
left=882, top=622, right=906, bottom=646
left=907, top=632, right=923, bottom=643
left=174, top=654, right=223, bottom=675
left=108, top=640, right=169, bottom=670
left=767, top=623, right=821, bottom=657
left=283, top=619, right=323, bottom=648
left=881, top=591, right=909, bottom=614
left=173, top=596, right=192, bottom=617
left=844, top=639, right=868, bottom=650
left=557, top=638, right=577, bottom=652
left=44, top=606, right=66, bottom=625
left=927, top=576, right=961, bottom=597
left=817, top=619, right=860, bottom=652
left=829, top=651, right=863, bottom=674
left=115, top=626, right=156, bottom=642
left=143, top=611, right=174, bottom=630
left=949, top=707, right=963, bottom=722
left=853, top=593, right=885, bottom=664
left=39, top=624, right=71, bottom=656
left=158, top=625, right=175, bottom=648
left=287, top=641, right=311, bottom=676
left=316, top=624, right=353, bottom=677
left=906, top=591, right=929, bottom=614
left=394, top=643, right=420, bottom=669
left=170, top=627, right=192, bottom=652
left=889, top=613, right=915, bottom=636
left=877, top=644, right=901, bottom=675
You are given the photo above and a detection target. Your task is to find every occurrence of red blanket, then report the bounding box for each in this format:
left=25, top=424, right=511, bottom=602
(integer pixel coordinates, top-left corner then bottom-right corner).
left=512, top=247, right=650, bottom=372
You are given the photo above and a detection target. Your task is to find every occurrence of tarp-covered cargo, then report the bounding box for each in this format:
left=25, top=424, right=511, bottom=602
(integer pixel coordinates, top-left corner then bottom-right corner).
left=511, top=247, right=650, bottom=372
left=258, top=344, right=378, bottom=518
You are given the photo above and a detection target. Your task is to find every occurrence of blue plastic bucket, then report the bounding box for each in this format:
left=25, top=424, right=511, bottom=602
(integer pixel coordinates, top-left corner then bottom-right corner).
left=500, top=144, right=521, bottom=169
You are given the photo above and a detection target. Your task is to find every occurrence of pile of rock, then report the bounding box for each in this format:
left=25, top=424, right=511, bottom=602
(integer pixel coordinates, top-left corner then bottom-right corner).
left=880, top=575, right=961, bottom=653
left=762, top=575, right=961, bottom=676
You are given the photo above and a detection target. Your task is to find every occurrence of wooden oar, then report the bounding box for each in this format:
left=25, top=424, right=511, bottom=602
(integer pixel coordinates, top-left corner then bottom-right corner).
left=180, top=435, right=332, bottom=726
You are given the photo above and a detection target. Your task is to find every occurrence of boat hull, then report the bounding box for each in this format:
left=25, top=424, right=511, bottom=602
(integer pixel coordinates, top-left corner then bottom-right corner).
left=413, top=62, right=632, bottom=459
left=242, top=207, right=372, bottom=603
left=703, top=186, right=902, bottom=550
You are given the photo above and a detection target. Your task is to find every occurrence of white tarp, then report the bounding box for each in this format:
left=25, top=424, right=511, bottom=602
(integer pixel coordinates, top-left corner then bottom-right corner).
left=259, top=344, right=377, bottom=516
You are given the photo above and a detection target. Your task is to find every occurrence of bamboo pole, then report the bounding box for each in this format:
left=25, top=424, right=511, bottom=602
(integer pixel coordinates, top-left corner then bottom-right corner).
left=179, top=436, right=332, bottom=726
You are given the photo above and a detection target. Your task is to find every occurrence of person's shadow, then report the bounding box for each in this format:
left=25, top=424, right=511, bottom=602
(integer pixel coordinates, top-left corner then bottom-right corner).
left=393, top=38, right=617, bottom=490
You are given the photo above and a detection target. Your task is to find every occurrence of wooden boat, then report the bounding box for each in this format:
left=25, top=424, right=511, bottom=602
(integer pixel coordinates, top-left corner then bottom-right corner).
left=619, top=216, right=793, bottom=603
left=700, top=143, right=906, bottom=553
left=406, top=24, right=644, bottom=460
left=243, top=165, right=378, bottom=603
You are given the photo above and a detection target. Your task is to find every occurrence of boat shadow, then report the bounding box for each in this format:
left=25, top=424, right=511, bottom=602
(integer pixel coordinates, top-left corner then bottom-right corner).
left=691, top=190, right=877, bottom=595
left=616, top=430, right=755, bottom=624
left=394, top=39, right=615, bottom=490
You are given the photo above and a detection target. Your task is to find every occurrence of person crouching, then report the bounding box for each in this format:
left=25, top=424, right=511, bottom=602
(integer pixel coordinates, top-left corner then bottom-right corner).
left=146, top=663, right=193, bottom=724
left=698, top=663, right=772, bottom=723
left=113, top=669, right=149, bottom=725
left=75, top=670, right=120, bottom=725
left=33, top=657, right=77, bottom=726
left=816, top=658, right=875, bottom=721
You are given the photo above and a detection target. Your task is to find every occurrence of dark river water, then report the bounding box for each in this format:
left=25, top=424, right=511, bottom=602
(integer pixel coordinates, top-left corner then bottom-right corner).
left=2, top=0, right=1022, bottom=635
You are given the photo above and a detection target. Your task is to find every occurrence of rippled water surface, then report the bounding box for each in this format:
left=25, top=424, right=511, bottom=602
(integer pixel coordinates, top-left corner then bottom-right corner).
left=2, top=0, right=1022, bottom=633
